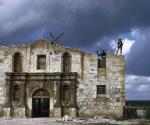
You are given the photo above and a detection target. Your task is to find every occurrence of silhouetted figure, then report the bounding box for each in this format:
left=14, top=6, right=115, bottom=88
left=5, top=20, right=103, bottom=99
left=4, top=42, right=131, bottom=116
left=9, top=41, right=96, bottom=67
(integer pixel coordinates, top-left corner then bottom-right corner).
left=101, top=50, right=106, bottom=59
left=116, top=38, right=123, bottom=55
left=97, top=49, right=106, bottom=68
left=96, top=49, right=102, bottom=59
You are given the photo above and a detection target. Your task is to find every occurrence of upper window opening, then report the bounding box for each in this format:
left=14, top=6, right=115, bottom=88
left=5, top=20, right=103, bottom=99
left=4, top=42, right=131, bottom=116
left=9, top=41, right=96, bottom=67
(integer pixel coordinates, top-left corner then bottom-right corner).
left=62, top=52, right=71, bottom=72
left=37, top=55, right=46, bottom=70
left=13, top=52, right=22, bottom=72
left=98, top=58, right=106, bottom=68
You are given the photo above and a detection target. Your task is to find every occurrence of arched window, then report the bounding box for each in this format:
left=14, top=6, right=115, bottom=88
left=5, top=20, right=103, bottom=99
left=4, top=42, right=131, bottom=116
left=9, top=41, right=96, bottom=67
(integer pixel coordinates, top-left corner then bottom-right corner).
left=13, top=52, right=22, bottom=72
left=62, top=52, right=71, bottom=72
left=13, top=85, right=20, bottom=101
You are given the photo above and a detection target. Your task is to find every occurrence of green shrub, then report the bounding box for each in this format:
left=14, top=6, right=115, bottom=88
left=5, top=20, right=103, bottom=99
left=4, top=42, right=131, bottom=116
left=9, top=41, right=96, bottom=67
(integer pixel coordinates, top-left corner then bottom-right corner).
left=145, top=107, right=150, bottom=119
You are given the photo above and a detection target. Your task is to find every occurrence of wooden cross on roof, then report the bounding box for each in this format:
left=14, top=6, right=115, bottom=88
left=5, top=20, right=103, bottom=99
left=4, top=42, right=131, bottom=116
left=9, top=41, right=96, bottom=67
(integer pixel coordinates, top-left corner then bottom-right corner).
left=49, top=32, right=64, bottom=45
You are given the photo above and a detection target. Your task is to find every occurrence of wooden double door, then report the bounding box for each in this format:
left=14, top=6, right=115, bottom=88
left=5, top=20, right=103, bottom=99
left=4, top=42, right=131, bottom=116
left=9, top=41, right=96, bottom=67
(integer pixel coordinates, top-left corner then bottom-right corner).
left=32, top=98, right=49, bottom=117
left=32, top=89, right=50, bottom=117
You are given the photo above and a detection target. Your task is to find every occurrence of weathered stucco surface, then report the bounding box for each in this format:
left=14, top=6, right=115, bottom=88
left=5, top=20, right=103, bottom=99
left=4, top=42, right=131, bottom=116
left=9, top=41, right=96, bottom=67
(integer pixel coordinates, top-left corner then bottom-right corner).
left=0, top=39, right=125, bottom=118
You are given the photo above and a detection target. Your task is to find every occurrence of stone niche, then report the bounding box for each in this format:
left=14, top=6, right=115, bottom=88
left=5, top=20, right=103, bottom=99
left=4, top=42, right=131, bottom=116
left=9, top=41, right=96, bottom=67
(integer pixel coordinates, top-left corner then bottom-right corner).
left=4, top=72, right=77, bottom=118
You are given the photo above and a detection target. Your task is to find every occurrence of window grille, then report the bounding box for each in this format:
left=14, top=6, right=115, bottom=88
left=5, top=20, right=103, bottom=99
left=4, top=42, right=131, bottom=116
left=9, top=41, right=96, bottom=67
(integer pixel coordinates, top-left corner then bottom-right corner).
left=97, top=85, right=106, bottom=94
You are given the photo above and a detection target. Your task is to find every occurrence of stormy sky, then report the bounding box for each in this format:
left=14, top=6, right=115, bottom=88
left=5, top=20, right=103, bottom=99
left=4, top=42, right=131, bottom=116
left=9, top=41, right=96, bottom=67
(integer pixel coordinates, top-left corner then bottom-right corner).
left=0, top=0, right=150, bottom=100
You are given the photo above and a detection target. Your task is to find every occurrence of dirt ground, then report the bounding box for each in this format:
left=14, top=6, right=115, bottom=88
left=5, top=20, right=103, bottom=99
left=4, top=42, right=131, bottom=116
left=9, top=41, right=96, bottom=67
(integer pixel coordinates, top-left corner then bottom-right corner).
left=0, top=118, right=75, bottom=125
left=0, top=117, right=150, bottom=125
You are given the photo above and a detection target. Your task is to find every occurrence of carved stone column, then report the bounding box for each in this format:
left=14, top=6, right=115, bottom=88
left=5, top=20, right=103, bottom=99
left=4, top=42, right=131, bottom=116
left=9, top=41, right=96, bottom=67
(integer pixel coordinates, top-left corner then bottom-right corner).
left=70, top=81, right=76, bottom=106
left=54, top=81, right=61, bottom=107
left=53, top=81, right=61, bottom=118
left=4, top=75, right=13, bottom=117
left=5, top=80, right=11, bottom=107
left=20, top=81, right=26, bottom=106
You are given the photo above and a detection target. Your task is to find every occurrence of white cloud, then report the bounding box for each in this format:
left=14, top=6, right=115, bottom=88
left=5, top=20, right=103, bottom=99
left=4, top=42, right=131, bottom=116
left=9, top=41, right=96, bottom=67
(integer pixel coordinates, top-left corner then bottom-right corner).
left=126, top=74, right=150, bottom=84
left=137, top=84, right=150, bottom=92
left=110, top=38, right=135, bottom=55
left=131, top=29, right=140, bottom=38
left=131, top=28, right=145, bottom=40
left=126, top=84, right=133, bottom=89
left=122, top=39, right=135, bottom=55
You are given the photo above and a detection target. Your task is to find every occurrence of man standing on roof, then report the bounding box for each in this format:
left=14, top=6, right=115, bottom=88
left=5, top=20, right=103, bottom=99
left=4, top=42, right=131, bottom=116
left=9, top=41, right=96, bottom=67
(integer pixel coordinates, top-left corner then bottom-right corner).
left=116, top=38, right=123, bottom=55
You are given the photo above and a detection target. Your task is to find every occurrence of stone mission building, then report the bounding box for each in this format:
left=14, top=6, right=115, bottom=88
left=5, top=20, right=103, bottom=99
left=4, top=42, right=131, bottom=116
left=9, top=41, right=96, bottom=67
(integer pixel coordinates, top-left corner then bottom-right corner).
left=0, top=39, right=125, bottom=118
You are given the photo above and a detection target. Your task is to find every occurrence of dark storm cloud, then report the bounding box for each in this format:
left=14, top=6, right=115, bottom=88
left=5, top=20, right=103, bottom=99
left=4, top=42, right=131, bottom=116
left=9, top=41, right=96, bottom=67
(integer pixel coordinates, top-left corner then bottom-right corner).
left=126, top=27, right=150, bottom=76
left=126, top=75, right=150, bottom=100
left=0, top=0, right=150, bottom=47
left=0, top=0, right=150, bottom=100
left=0, top=0, right=150, bottom=75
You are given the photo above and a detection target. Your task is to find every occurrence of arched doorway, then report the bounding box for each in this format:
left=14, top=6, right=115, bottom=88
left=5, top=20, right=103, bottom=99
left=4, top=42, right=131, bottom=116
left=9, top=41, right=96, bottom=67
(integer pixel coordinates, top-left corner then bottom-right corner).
left=32, top=89, right=50, bottom=117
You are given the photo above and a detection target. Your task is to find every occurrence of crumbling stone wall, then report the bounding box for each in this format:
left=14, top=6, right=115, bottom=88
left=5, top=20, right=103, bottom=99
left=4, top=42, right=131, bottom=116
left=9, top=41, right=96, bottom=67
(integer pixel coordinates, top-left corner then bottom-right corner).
left=77, top=52, right=125, bottom=118
left=0, top=39, right=125, bottom=118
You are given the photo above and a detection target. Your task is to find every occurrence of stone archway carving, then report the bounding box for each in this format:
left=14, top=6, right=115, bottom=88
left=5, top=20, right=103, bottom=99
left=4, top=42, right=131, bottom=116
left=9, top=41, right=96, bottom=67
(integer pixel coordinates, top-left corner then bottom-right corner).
left=32, top=89, right=49, bottom=98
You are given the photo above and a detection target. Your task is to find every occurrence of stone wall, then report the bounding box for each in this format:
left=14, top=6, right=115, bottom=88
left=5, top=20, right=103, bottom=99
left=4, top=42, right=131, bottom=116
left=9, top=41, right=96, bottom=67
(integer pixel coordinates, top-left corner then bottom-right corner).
left=0, top=46, right=15, bottom=115
left=0, top=39, right=125, bottom=118
left=76, top=52, right=125, bottom=118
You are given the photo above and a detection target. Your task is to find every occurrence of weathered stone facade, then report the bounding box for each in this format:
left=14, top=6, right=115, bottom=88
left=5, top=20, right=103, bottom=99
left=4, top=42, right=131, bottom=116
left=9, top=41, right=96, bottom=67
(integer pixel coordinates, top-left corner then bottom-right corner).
left=0, top=39, right=125, bottom=118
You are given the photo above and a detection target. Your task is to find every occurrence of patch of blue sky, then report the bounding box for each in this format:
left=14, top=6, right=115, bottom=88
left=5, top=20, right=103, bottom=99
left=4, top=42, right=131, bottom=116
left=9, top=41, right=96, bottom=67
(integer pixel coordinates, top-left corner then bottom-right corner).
left=31, top=27, right=47, bottom=41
